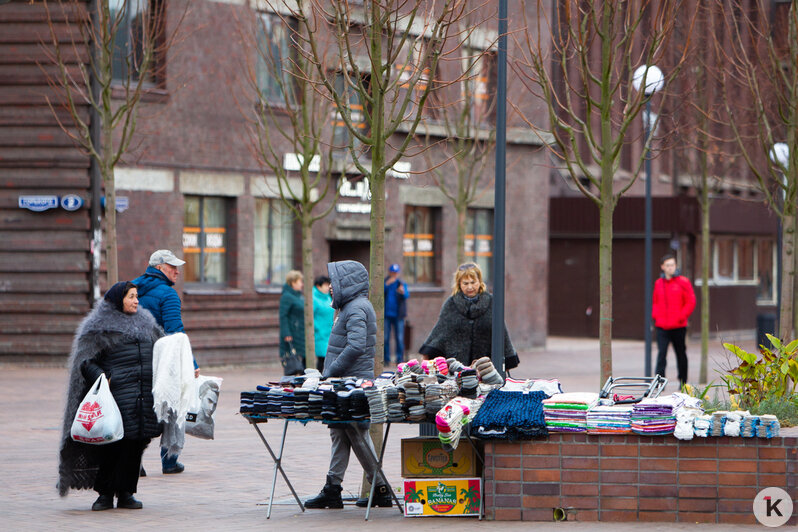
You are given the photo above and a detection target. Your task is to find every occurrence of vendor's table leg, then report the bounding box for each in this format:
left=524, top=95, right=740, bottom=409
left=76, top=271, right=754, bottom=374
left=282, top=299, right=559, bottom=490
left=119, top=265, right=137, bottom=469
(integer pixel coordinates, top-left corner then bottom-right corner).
left=251, top=420, right=305, bottom=518
left=364, top=422, right=404, bottom=521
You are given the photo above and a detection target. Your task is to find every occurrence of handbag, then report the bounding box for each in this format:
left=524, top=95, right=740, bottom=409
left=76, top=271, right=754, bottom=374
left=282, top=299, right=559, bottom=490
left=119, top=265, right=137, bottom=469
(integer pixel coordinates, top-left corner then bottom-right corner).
left=71, top=373, right=124, bottom=445
left=280, top=341, right=304, bottom=376
left=185, top=375, right=223, bottom=440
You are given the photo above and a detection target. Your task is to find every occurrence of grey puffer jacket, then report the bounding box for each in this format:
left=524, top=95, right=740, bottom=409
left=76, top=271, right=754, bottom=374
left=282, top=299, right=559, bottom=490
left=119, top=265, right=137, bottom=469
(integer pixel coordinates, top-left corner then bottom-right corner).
left=322, top=260, right=376, bottom=379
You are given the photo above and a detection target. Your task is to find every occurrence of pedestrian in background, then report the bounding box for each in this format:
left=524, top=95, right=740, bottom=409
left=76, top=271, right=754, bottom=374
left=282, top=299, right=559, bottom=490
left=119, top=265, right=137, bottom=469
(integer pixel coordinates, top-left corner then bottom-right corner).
left=133, top=249, right=198, bottom=475
left=652, top=253, right=696, bottom=388
left=58, top=281, right=163, bottom=510
left=305, top=260, right=393, bottom=509
left=312, top=275, right=334, bottom=372
left=279, top=270, right=306, bottom=374
left=419, top=262, right=519, bottom=371
left=383, top=263, right=409, bottom=365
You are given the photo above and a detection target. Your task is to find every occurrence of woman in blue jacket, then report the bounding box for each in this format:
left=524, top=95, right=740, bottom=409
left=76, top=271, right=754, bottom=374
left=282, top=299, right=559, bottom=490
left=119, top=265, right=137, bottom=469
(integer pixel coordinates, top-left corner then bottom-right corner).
left=312, top=275, right=334, bottom=372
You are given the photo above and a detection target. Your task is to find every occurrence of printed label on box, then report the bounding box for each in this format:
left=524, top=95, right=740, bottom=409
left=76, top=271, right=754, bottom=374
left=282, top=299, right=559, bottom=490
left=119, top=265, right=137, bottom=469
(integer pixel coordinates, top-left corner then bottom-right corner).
left=403, top=478, right=481, bottom=517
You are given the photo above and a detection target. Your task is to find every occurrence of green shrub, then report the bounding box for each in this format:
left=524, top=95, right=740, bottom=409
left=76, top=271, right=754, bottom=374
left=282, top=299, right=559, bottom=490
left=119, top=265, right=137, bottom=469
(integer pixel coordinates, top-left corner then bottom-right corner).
left=721, top=335, right=798, bottom=408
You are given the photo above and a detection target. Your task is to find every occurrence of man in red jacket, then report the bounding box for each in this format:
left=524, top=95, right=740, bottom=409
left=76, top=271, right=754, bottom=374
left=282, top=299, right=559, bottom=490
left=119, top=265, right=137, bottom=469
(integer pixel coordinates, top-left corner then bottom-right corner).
left=652, top=253, right=696, bottom=387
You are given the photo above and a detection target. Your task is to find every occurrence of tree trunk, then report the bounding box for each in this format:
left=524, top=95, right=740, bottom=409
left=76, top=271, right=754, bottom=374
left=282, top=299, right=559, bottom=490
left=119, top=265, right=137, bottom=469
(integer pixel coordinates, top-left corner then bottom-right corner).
left=456, top=202, right=466, bottom=265
left=302, top=213, right=316, bottom=369
left=699, top=183, right=710, bottom=384
left=598, top=199, right=613, bottom=387
left=103, top=165, right=118, bottom=285
left=781, top=212, right=796, bottom=340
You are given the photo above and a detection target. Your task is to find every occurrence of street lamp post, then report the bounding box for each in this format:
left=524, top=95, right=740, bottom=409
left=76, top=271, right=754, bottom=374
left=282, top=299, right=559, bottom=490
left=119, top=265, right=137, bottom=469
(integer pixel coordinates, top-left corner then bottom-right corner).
left=769, top=142, right=789, bottom=336
left=632, top=65, right=664, bottom=377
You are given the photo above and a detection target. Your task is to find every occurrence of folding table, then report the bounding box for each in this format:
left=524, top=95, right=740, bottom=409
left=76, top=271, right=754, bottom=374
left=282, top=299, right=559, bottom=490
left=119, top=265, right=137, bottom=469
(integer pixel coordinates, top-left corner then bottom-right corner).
left=242, top=414, right=405, bottom=520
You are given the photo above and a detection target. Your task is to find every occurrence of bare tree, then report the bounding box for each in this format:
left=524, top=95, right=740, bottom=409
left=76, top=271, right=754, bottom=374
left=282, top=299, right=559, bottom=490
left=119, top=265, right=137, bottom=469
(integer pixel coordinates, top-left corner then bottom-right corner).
left=718, top=0, right=798, bottom=339
left=41, top=0, right=185, bottom=286
left=421, top=22, right=497, bottom=265
left=292, top=0, right=472, bottom=369
left=515, top=1, right=690, bottom=385
left=237, top=6, right=340, bottom=369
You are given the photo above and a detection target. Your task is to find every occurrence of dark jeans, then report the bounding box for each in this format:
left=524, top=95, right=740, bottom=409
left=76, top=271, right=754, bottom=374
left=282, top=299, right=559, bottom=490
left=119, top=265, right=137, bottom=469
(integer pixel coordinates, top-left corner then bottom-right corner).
left=94, top=438, right=149, bottom=496
left=316, top=356, right=325, bottom=372
left=655, top=326, right=688, bottom=386
left=384, top=317, right=405, bottom=364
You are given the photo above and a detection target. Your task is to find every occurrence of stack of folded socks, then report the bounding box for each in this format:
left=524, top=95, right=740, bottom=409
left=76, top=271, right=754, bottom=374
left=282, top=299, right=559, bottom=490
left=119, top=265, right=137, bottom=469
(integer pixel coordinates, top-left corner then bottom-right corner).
left=292, top=389, right=309, bottom=419
left=630, top=397, right=677, bottom=435
left=267, top=388, right=285, bottom=416
left=402, top=381, right=426, bottom=422
left=280, top=391, right=295, bottom=418
left=741, top=414, right=759, bottom=437
left=543, top=392, right=598, bottom=432
left=321, top=388, right=339, bottom=420
left=365, top=386, right=387, bottom=423
left=458, top=368, right=479, bottom=398
left=586, top=403, right=633, bottom=434
left=693, top=414, right=710, bottom=437
left=723, top=410, right=749, bottom=437
left=335, top=389, right=352, bottom=419
left=385, top=386, right=404, bottom=422
left=350, top=388, right=369, bottom=420
left=709, top=411, right=727, bottom=436
left=471, top=357, right=504, bottom=386
left=240, top=391, right=255, bottom=413
left=435, top=397, right=472, bottom=449
left=308, top=390, right=324, bottom=419
left=447, top=358, right=466, bottom=375
left=757, top=415, right=780, bottom=438
left=424, top=383, right=445, bottom=419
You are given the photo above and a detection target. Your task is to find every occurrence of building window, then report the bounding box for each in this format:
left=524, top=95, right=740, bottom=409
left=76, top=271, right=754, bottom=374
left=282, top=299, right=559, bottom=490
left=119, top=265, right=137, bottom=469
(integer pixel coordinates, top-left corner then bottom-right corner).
left=403, top=206, right=438, bottom=284
left=110, top=0, right=164, bottom=85
left=183, top=196, right=227, bottom=284
left=396, top=38, right=435, bottom=119
left=257, top=13, right=297, bottom=104
left=463, top=49, right=497, bottom=124
left=465, top=208, right=493, bottom=282
left=704, top=236, right=776, bottom=304
left=333, top=72, right=368, bottom=156
left=254, top=198, right=295, bottom=286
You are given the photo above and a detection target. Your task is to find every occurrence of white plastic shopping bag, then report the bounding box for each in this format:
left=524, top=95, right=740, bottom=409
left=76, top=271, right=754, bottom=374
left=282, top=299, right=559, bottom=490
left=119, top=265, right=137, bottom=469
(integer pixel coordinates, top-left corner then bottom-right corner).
left=185, top=375, right=222, bottom=440
left=71, top=373, right=124, bottom=444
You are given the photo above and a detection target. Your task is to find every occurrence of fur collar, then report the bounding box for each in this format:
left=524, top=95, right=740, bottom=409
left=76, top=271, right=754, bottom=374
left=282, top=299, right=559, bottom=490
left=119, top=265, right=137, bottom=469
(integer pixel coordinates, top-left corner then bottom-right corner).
left=451, top=291, right=492, bottom=319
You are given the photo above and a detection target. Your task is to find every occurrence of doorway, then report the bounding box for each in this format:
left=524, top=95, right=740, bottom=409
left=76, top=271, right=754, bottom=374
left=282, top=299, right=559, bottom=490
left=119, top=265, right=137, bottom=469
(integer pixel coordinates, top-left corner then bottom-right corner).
left=328, top=240, right=371, bottom=272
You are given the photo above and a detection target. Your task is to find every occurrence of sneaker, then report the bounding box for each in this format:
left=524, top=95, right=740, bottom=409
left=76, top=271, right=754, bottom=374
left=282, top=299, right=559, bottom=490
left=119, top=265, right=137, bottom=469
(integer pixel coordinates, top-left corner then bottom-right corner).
left=91, top=494, right=114, bottom=511
left=162, top=462, right=185, bottom=474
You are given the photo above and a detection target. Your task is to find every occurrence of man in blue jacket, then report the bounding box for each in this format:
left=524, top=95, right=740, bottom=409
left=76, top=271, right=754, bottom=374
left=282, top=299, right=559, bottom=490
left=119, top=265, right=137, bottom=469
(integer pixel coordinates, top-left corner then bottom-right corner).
left=133, top=249, right=199, bottom=475
left=383, top=263, right=408, bottom=365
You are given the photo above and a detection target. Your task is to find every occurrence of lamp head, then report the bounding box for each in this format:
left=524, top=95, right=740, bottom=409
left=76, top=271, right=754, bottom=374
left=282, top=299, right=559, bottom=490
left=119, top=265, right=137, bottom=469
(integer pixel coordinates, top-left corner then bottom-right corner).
left=633, top=65, right=664, bottom=95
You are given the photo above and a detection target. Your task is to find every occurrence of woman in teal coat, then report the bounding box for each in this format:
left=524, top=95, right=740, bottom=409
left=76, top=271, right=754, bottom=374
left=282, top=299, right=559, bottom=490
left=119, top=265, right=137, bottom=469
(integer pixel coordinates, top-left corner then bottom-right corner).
left=312, top=275, right=335, bottom=372
left=279, top=270, right=305, bottom=374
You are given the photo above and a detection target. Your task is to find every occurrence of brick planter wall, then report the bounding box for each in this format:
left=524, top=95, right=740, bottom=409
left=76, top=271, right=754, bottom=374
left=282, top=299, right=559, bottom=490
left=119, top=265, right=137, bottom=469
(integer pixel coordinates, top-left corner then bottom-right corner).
left=483, top=432, right=798, bottom=524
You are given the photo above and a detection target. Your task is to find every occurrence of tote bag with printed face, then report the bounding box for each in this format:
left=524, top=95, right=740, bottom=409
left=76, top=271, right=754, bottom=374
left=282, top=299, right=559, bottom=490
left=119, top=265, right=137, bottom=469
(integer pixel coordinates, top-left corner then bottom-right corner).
left=71, top=373, right=124, bottom=445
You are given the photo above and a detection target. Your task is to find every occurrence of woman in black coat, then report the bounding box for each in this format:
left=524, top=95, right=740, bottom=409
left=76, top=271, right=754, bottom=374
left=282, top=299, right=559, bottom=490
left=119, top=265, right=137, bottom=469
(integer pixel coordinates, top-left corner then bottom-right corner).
left=419, top=263, right=519, bottom=370
left=58, top=281, right=163, bottom=511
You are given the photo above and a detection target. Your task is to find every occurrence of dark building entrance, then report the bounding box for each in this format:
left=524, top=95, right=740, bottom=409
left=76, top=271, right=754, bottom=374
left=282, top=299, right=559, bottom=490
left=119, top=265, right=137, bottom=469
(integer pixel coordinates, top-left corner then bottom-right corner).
left=329, top=240, right=370, bottom=272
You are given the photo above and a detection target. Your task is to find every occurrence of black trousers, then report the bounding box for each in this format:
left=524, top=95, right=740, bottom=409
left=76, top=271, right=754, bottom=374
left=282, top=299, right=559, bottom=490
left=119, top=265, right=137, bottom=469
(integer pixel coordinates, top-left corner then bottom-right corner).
left=94, top=438, right=149, bottom=496
left=655, top=327, right=688, bottom=386
left=316, top=357, right=325, bottom=372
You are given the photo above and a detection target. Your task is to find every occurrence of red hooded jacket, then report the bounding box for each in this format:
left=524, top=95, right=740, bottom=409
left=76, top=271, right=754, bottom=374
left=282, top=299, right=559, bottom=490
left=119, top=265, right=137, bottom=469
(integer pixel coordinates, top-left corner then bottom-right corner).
left=652, top=275, right=696, bottom=330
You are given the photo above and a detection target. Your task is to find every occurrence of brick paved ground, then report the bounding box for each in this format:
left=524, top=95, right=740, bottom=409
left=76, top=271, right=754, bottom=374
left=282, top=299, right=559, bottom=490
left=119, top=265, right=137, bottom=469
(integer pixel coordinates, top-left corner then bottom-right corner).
left=0, top=335, right=775, bottom=531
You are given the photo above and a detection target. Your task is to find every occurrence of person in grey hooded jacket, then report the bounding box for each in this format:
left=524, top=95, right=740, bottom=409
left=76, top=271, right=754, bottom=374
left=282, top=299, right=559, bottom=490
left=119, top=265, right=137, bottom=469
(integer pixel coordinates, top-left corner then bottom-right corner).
left=305, top=260, right=394, bottom=509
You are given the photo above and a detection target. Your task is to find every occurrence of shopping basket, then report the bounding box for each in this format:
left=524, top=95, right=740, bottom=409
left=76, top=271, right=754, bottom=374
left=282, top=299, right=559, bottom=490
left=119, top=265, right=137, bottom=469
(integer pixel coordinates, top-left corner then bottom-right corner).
left=598, top=375, right=667, bottom=404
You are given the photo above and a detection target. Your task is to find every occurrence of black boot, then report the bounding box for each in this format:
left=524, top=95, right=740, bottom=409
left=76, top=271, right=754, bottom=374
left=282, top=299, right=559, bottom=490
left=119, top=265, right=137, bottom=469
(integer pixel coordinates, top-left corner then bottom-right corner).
left=91, top=494, right=114, bottom=511
left=355, top=484, right=392, bottom=508
left=304, top=476, right=343, bottom=509
left=117, top=492, right=143, bottom=509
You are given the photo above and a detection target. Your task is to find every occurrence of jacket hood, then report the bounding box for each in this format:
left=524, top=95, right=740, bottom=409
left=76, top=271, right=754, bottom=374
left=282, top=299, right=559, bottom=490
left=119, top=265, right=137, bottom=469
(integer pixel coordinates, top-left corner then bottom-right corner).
left=135, top=266, right=173, bottom=297
left=328, top=260, right=369, bottom=310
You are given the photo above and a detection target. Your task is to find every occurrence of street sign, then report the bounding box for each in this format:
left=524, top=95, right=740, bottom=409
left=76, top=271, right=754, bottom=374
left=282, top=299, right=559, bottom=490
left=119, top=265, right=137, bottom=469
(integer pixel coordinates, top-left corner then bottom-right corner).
left=19, top=195, right=58, bottom=212
left=99, top=196, right=130, bottom=212
left=60, top=194, right=84, bottom=211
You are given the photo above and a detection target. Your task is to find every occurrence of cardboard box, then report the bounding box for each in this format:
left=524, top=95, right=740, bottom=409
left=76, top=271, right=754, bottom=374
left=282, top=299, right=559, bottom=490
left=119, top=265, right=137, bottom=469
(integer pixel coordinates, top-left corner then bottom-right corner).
left=403, top=478, right=482, bottom=517
left=400, top=437, right=482, bottom=478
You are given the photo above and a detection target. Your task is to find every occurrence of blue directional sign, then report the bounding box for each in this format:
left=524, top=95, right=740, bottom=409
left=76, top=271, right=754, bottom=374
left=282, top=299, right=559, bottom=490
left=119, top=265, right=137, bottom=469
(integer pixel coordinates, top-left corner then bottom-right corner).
left=100, top=196, right=130, bottom=213
left=19, top=195, right=58, bottom=212
left=60, top=194, right=84, bottom=211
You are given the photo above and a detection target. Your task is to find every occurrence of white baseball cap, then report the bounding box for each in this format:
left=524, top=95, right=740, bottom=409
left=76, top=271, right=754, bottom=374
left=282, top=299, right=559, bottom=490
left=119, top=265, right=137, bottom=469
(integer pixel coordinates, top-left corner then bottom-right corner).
left=149, top=249, right=186, bottom=267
